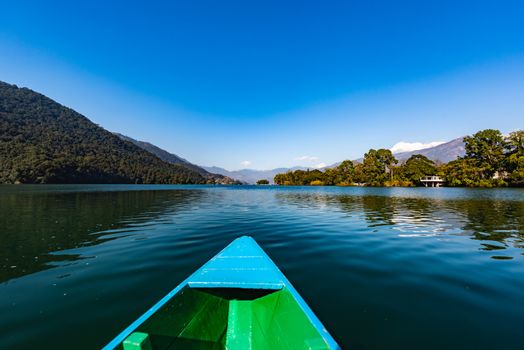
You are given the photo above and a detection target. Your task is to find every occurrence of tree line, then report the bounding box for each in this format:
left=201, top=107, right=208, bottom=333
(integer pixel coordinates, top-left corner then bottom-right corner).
left=274, top=129, right=524, bottom=187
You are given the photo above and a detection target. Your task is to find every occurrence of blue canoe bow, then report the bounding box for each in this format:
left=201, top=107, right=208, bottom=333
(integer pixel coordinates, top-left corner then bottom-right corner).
left=104, top=236, right=341, bottom=349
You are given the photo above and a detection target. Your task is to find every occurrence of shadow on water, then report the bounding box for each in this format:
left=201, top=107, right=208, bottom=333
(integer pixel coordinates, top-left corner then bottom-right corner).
left=0, top=188, right=204, bottom=283
left=275, top=192, right=524, bottom=258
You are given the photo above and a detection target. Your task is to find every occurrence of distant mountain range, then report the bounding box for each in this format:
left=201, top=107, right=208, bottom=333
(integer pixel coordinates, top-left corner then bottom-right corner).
left=205, top=138, right=466, bottom=184
left=201, top=166, right=308, bottom=185
left=393, top=137, right=465, bottom=163
left=348, top=137, right=466, bottom=165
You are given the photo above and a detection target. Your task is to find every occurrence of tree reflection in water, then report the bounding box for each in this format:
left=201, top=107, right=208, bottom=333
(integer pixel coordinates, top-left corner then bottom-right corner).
left=275, top=191, right=524, bottom=259
left=0, top=189, right=204, bottom=283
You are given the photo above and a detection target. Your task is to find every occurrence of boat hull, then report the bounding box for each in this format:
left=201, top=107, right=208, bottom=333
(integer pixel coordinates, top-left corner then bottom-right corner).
left=104, top=236, right=341, bottom=349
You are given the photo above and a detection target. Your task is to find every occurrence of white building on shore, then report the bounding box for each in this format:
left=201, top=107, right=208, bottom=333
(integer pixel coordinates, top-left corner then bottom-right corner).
left=420, top=176, right=444, bottom=187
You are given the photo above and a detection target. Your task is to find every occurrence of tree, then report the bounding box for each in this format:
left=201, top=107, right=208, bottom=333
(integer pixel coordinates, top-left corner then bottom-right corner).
left=440, top=158, right=483, bottom=187
left=464, top=129, right=506, bottom=178
left=256, top=179, right=269, bottom=185
left=506, top=130, right=524, bottom=154
left=336, top=160, right=355, bottom=185
left=505, top=130, right=524, bottom=186
left=399, top=154, right=436, bottom=184
left=322, top=167, right=340, bottom=185
left=362, top=149, right=398, bottom=186
left=303, top=169, right=324, bottom=185
left=273, top=169, right=323, bottom=186
left=273, top=173, right=286, bottom=185
left=353, top=163, right=365, bottom=184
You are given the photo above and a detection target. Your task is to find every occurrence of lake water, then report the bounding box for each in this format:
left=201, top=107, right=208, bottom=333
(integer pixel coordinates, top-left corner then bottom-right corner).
left=1, top=185, right=523, bottom=349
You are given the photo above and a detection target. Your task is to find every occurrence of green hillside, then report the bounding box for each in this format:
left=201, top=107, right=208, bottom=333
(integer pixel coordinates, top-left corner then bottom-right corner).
left=0, top=81, right=206, bottom=184
left=114, top=133, right=240, bottom=184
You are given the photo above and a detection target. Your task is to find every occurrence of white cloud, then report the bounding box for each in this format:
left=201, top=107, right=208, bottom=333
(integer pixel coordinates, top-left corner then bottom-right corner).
left=295, top=155, right=327, bottom=169
left=295, top=155, right=319, bottom=162
left=390, top=141, right=445, bottom=153
left=240, top=160, right=251, bottom=167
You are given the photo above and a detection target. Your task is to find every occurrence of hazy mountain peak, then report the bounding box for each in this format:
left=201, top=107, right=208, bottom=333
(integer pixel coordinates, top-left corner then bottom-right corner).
left=390, top=141, right=446, bottom=153
left=393, top=137, right=465, bottom=163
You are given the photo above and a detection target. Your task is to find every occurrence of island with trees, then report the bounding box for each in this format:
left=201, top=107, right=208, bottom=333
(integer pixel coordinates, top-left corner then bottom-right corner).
left=274, top=129, right=524, bottom=187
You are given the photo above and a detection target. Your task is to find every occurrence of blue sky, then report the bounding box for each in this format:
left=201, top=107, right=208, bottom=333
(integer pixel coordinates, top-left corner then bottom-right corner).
left=1, top=1, right=523, bottom=170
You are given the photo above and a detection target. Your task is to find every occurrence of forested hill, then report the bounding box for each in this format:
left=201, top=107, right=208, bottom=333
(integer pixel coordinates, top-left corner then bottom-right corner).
left=0, top=81, right=206, bottom=184
left=114, top=133, right=238, bottom=184
left=115, top=133, right=194, bottom=168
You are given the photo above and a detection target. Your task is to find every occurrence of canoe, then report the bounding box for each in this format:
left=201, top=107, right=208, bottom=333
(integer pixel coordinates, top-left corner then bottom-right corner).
left=104, top=236, right=341, bottom=350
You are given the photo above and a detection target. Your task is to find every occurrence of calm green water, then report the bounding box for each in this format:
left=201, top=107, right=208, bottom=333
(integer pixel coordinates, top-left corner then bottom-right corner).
left=1, top=185, right=523, bottom=350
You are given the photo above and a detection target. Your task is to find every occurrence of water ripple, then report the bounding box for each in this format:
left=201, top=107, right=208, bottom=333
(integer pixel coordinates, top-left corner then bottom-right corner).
left=0, top=185, right=523, bottom=350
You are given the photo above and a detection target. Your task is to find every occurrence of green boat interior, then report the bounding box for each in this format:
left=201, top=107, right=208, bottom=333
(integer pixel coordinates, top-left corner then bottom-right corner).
left=117, top=286, right=330, bottom=350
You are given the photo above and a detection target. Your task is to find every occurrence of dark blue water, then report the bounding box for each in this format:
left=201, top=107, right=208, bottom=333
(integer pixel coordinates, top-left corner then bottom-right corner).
left=1, top=185, right=523, bottom=349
